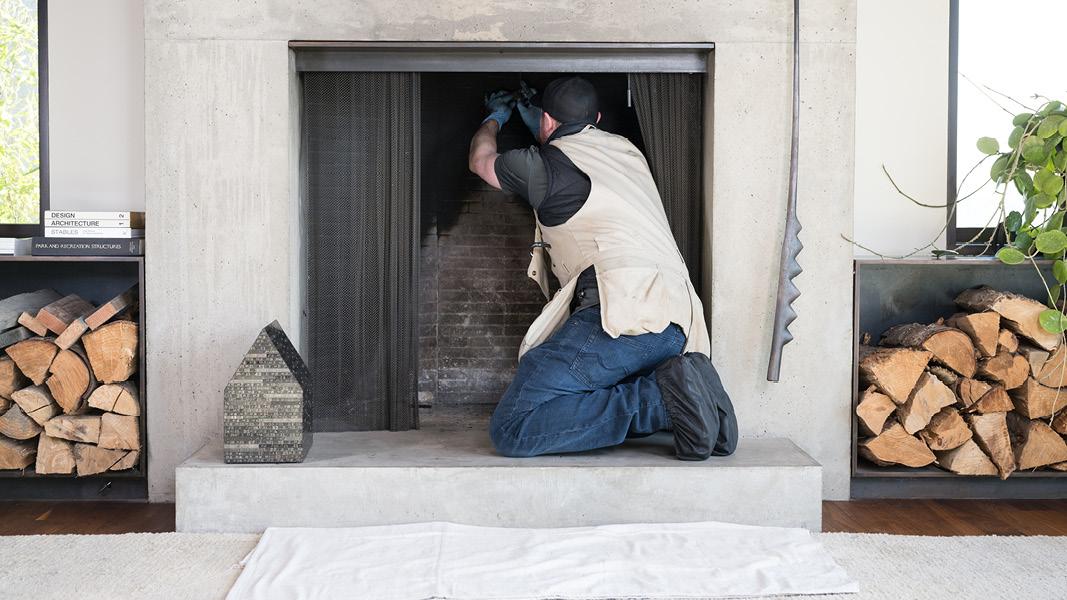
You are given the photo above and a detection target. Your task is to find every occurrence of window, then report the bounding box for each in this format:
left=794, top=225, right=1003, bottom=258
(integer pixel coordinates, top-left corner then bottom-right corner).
left=0, top=0, right=46, bottom=237
left=948, top=0, right=1065, bottom=250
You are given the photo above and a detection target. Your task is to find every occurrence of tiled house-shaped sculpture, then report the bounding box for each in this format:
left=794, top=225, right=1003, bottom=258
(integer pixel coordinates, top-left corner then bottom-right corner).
left=224, top=321, right=312, bottom=463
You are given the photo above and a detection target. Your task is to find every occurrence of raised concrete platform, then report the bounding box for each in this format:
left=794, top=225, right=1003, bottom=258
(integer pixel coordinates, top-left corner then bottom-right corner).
left=176, top=419, right=822, bottom=533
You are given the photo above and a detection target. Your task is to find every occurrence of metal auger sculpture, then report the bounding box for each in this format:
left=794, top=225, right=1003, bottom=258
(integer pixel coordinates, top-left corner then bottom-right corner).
left=767, top=0, right=802, bottom=383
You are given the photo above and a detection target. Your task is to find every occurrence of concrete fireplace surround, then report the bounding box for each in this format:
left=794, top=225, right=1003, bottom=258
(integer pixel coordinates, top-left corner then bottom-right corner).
left=177, top=418, right=822, bottom=532
left=146, top=1, right=856, bottom=504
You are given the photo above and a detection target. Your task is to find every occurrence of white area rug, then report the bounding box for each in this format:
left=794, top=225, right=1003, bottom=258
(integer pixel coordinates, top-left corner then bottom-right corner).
left=227, top=522, right=856, bottom=599
left=1, top=529, right=1065, bottom=600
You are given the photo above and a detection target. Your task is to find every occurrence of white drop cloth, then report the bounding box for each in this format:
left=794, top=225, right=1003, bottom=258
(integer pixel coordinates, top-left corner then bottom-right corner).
left=226, top=521, right=857, bottom=600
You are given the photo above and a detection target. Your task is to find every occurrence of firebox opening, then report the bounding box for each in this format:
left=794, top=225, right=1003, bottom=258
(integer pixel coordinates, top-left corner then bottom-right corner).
left=300, top=52, right=709, bottom=433
left=417, top=72, right=647, bottom=412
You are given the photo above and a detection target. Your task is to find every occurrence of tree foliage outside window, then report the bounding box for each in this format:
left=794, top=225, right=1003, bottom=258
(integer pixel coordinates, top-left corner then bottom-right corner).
left=0, top=0, right=40, bottom=225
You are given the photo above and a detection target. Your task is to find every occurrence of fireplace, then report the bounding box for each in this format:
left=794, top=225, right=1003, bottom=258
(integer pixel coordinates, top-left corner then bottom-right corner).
left=296, top=44, right=710, bottom=432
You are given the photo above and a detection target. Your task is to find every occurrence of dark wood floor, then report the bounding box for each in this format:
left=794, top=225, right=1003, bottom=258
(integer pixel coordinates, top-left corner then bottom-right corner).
left=0, top=500, right=1065, bottom=536
left=0, top=501, right=176, bottom=536
left=823, top=499, right=1067, bottom=535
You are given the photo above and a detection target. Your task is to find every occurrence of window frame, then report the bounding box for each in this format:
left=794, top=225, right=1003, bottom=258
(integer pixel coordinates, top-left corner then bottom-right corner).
left=946, top=0, right=1007, bottom=253
left=0, top=0, right=49, bottom=238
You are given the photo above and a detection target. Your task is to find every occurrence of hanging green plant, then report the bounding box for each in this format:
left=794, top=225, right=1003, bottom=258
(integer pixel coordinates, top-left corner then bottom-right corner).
left=986, top=100, right=1067, bottom=334
left=846, top=96, right=1067, bottom=339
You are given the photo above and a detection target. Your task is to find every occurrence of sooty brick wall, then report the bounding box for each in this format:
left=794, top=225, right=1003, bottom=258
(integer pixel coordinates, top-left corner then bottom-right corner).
left=417, top=72, right=641, bottom=408
left=419, top=175, right=544, bottom=407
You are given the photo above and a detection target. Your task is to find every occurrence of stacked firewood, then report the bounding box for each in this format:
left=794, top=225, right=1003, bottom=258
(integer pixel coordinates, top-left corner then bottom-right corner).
left=0, top=287, right=140, bottom=476
left=858, top=286, right=1067, bottom=478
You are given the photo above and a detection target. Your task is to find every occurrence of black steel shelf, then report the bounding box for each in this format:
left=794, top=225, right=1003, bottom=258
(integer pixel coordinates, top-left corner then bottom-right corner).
left=0, top=256, right=147, bottom=500
left=854, top=462, right=1067, bottom=479
left=0, top=255, right=143, bottom=263
left=852, top=259, right=1067, bottom=498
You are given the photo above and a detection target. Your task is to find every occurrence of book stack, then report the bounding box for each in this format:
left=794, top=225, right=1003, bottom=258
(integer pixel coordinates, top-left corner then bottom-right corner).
left=15, top=210, right=146, bottom=256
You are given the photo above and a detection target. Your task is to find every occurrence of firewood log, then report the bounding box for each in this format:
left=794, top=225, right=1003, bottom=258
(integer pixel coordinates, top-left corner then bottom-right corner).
left=966, top=412, right=1016, bottom=479
left=997, top=329, right=1020, bottom=353
left=1006, top=412, right=1067, bottom=470
left=54, top=318, right=89, bottom=351
left=920, top=407, right=972, bottom=450
left=955, top=378, right=991, bottom=410
left=1035, top=344, right=1067, bottom=388
left=35, top=434, right=76, bottom=475
left=858, top=346, right=932, bottom=404
left=98, top=413, right=140, bottom=451
left=1048, top=461, right=1067, bottom=471
left=86, top=285, right=137, bottom=330
left=881, top=323, right=977, bottom=377
left=977, top=351, right=1029, bottom=389
left=955, top=286, right=1061, bottom=351
left=81, top=321, right=137, bottom=383
left=1010, top=378, right=1067, bottom=419
left=928, top=365, right=959, bottom=387
left=856, top=386, right=896, bottom=436
left=1019, top=344, right=1052, bottom=379
left=1052, top=411, right=1067, bottom=435
left=44, top=415, right=101, bottom=444
left=86, top=382, right=139, bottom=416
left=5, top=338, right=58, bottom=385
left=898, top=372, right=956, bottom=434
left=0, top=404, right=43, bottom=440
left=968, top=385, right=1014, bottom=414
left=0, top=436, right=36, bottom=469
left=10, top=385, right=60, bottom=426
left=45, top=346, right=95, bottom=414
left=73, top=443, right=127, bottom=476
left=859, top=422, right=936, bottom=467
left=946, top=311, right=1000, bottom=357
left=0, top=326, right=32, bottom=350
left=110, top=449, right=139, bottom=471
left=17, top=311, right=48, bottom=336
left=0, top=356, right=28, bottom=399
left=0, top=289, right=62, bottom=331
left=935, top=439, right=998, bottom=476
left=35, top=294, right=95, bottom=336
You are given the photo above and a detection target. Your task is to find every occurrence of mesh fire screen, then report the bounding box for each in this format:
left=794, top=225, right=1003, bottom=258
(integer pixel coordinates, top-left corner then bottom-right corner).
left=302, top=72, right=420, bottom=431
left=628, top=73, right=706, bottom=295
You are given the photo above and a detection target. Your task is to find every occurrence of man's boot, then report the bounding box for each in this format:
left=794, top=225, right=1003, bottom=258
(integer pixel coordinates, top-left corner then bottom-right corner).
left=691, top=352, right=738, bottom=456
left=655, top=353, right=737, bottom=460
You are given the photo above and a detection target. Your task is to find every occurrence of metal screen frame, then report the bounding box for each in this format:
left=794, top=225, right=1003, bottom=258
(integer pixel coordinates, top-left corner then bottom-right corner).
left=291, top=42, right=712, bottom=73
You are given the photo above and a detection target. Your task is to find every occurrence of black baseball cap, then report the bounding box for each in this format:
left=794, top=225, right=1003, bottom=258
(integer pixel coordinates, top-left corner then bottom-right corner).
left=541, top=77, right=599, bottom=125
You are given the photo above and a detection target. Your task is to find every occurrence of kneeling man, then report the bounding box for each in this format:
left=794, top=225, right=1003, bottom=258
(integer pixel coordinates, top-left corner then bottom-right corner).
left=468, top=77, right=737, bottom=461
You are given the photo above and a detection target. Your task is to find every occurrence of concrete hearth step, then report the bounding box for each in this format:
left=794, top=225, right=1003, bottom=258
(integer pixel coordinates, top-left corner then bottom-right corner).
left=176, top=418, right=822, bottom=533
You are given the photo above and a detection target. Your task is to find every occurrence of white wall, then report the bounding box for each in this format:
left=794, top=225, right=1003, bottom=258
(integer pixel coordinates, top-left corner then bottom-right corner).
left=47, top=0, right=144, bottom=212
left=854, top=0, right=949, bottom=257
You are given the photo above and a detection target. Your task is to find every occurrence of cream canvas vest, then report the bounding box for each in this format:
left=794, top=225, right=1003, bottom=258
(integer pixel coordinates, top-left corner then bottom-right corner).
left=518, top=126, right=711, bottom=358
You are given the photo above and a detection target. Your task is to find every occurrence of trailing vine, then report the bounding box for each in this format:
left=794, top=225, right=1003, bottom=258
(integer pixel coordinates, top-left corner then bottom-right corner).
left=849, top=96, right=1067, bottom=338
left=977, top=98, right=1067, bottom=335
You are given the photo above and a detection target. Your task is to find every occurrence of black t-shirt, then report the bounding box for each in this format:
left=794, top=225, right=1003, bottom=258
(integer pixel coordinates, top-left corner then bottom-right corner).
left=494, top=124, right=599, bottom=309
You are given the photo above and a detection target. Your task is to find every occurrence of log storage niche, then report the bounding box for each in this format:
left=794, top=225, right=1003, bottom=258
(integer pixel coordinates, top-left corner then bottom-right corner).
left=854, top=259, right=1067, bottom=498
left=0, top=257, right=145, bottom=500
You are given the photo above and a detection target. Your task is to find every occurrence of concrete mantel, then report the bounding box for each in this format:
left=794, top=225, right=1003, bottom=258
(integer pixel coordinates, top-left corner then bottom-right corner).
left=144, top=0, right=856, bottom=501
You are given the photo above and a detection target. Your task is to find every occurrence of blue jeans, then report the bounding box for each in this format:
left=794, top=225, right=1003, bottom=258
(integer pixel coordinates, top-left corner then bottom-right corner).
left=490, top=306, right=686, bottom=457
